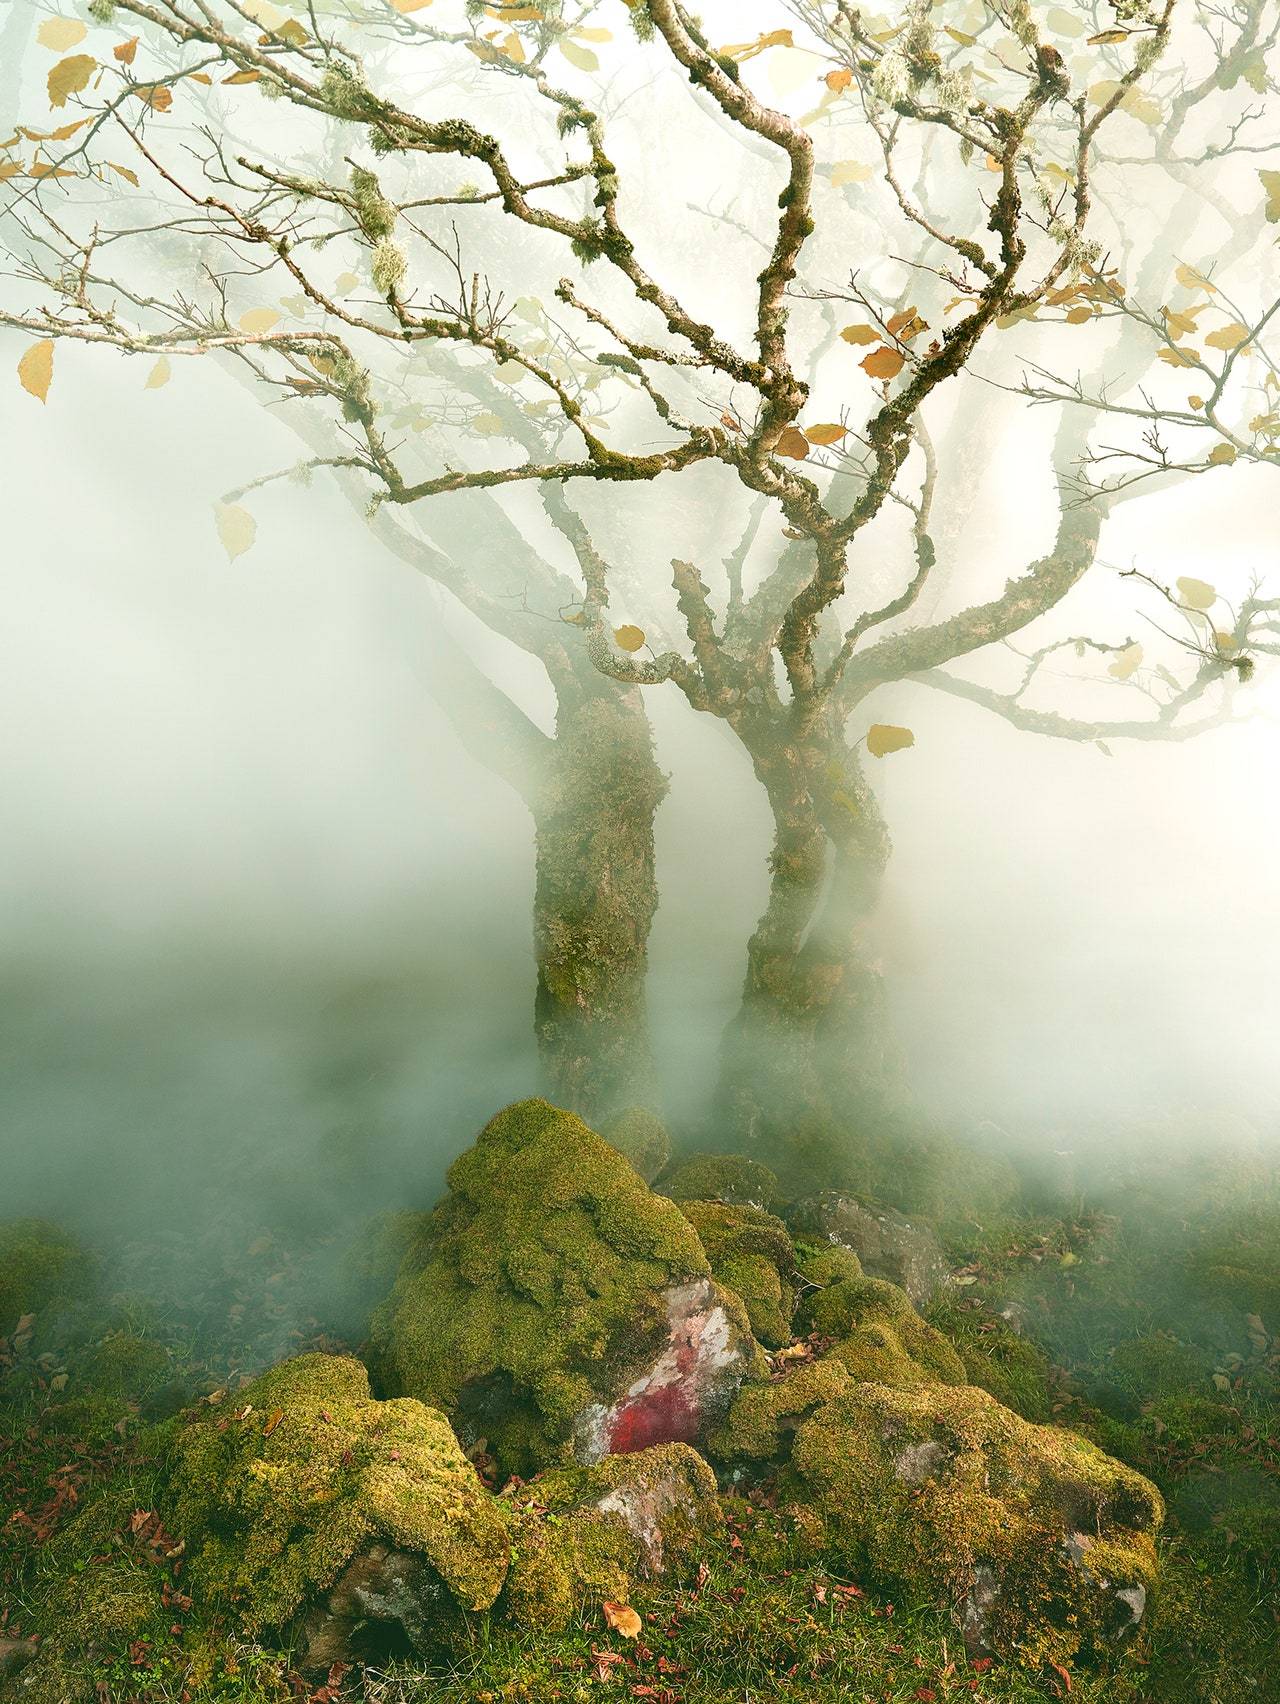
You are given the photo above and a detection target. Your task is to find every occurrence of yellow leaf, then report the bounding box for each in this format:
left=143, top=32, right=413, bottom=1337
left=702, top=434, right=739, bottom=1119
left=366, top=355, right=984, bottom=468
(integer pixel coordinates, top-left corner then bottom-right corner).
left=223, top=68, right=262, bottom=84
left=1088, top=28, right=1129, bottom=43
left=1046, top=6, right=1085, bottom=35
left=840, top=323, right=880, bottom=345
left=263, top=1407, right=284, bottom=1437
left=215, top=502, right=256, bottom=561
left=1065, top=306, right=1093, bottom=324
left=1259, top=168, right=1280, bottom=222
left=558, top=38, right=598, bottom=71
left=1175, top=261, right=1214, bottom=293
left=613, top=624, right=646, bottom=653
left=47, top=53, right=96, bottom=108
left=805, top=422, right=847, bottom=446
left=1187, top=394, right=1204, bottom=409
left=1177, top=576, right=1216, bottom=609
left=830, top=160, right=873, bottom=186
left=860, top=345, right=906, bottom=381
left=1207, top=442, right=1237, bottom=465
left=866, top=723, right=914, bottom=757
left=825, top=67, right=853, bottom=92
left=334, top=271, right=359, bottom=293
left=1108, top=642, right=1143, bottom=680
left=1204, top=322, right=1249, bottom=351
left=133, top=83, right=172, bottom=110
left=145, top=356, right=171, bottom=390
left=275, top=19, right=307, bottom=44
left=602, top=1601, right=642, bottom=1639
left=1156, top=345, right=1198, bottom=367
left=500, top=30, right=525, bottom=61
left=18, top=338, right=54, bottom=403
left=238, top=307, right=280, bottom=334
left=774, top=425, right=811, bottom=460
left=574, top=27, right=613, bottom=41
left=106, top=160, right=139, bottom=185
left=37, top=17, right=87, bottom=51
left=389, top=0, right=433, bottom=11
left=471, top=411, right=505, bottom=435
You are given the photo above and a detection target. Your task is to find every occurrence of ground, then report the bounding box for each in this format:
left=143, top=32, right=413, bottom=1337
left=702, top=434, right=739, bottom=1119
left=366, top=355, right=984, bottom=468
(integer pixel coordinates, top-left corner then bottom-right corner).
left=1, top=1116, right=1277, bottom=1704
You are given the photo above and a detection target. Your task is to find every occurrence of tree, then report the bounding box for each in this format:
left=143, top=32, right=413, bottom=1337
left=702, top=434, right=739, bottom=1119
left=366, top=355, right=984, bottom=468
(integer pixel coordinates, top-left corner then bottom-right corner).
left=3, top=0, right=1275, bottom=1178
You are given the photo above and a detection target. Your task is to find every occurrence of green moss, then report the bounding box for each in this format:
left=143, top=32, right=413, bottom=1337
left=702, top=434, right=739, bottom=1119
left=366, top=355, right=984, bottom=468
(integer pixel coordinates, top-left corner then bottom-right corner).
left=658, top=1153, right=780, bottom=1209
left=0, top=1217, right=91, bottom=1331
left=168, top=1353, right=509, bottom=1634
left=792, top=1381, right=1163, bottom=1667
left=677, top=1201, right=795, bottom=1348
left=500, top=1444, right=719, bottom=1628
left=371, top=1100, right=724, bottom=1473
left=798, top=1272, right=965, bottom=1389
left=600, top=1106, right=671, bottom=1183
left=928, top=1301, right=1057, bottom=1422
left=709, top=1358, right=853, bottom=1463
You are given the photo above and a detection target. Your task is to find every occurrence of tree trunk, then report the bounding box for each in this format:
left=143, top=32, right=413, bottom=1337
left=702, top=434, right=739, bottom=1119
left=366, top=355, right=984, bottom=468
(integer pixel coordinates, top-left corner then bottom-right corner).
left=715, top=724, right=896, bottom=1174
left=532, top=676, right=668, bottom=1123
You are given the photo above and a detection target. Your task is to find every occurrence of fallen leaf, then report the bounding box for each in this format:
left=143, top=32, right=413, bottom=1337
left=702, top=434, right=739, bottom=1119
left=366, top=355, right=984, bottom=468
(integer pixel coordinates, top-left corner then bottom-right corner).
left=602, top=1600, right=642, bottom=1639
left=263, top=1408, right=284, bottom=1437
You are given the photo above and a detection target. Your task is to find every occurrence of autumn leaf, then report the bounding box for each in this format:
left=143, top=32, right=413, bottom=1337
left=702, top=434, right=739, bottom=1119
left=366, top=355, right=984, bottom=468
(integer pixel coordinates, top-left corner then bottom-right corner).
left=47, top=53, right=96, bottom=108
left=866, top=723, right=914, bottom=757
left=860, top=345, right=906, bottom=381
left=1204, top=321, right=1249, bottom=351
left=558, top=38, right=599, bottom=71
left=805, top=423, right=847, bottom=446
left=840, top=323, right=880, bottom=345
left=1176, top=576, right=1216, bottom=610
left=1175, top=261, right=1214, bottom=293
left=774, top=425, right=811, bottom=459
left=1088, top=28, right=1129, bottom=43
left=106, top=160, right=139, bottom=185
left=18, top=339, right=54, bottom=403
left=133, top=84, right=173, bottom=110
left=1156, top=345, right=1198, bottom=367
left=1108, top=642, right=1143, bottom=680
left=825, top=67, right=852, bottom=92
left=37, top=17, right=87, bottom=51
left=613, top=624, right=646, bottom=653
left=1260, top=169, right=1280, bottom=223
left=886, top=306, right=927, bottom=340
left=215, top=502, right=256, bottom=561
left=830, top=160, right=873, bottom=186
left=263, top=1408, right=284, bottom=1437
left=114, top=37, right=139, bottom=65
left=145, top=356, right=171, bottom=389
left=238, top=307, right=280, bottom=335
left=602, top=1601, right=642, bottom=1639
left=1207, top=442, right=1237, bottom=465
left=389, top=0, right=433, bottom=11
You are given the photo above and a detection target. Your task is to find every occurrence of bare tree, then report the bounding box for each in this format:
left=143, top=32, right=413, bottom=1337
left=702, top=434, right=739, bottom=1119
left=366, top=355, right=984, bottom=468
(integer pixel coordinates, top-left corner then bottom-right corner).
left=3, top=0, right=1274, bottom=1177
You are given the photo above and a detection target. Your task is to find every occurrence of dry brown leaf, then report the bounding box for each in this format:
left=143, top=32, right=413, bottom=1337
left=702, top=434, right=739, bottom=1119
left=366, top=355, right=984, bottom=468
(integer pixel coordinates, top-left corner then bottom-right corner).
left=602, top=1601, right=642, bottom=1639
left=114, top=36, right=139, bottom=63
left=774, top=424, right=811, bottom=459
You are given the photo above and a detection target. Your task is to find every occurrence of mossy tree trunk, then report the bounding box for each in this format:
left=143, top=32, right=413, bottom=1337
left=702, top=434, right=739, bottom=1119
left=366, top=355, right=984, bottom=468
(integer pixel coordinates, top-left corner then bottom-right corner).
left=532, top=673, right=668, bottom=1122
left=716, top=717, right=897, bottom=1167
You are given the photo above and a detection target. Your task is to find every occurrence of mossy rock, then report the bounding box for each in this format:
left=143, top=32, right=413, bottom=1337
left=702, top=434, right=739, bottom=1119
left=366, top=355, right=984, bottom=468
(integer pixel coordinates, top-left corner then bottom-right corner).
left=0, top=1218, right=92, bottom=1334
left=708, top=1358, right=853, bottom=1463
left=371, top=1100, right=763, bottom=1475
left=500, top=1443, right=720, bottom=1628
left=788, top=1192, right=947, bottom=1308
left=600, top=1106, right=671, bottom=1184
left=168, top=1353, right=509, bottom=1643
left=927, top=1301, right=1057, bottom=1424
left=677, top=1201, right=795, bottom=1348
left=797, top=1268, right=965, bottom=1389
left=658, top=1153, right=781, bottom=1210
left=792, top=1381, right=1162, bottom=1667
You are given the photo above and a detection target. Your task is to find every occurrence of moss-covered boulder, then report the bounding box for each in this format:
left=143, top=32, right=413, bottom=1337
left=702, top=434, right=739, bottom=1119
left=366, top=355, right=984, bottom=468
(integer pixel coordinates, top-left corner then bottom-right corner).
left=658, top=1153, right=780, bottom=1209
left=500, top=1443, right=720, bottom=1627
left=371, top=1101, right=765, bottom=1475
left=791, top=1381, right=1163, bottom=1666
left=797, top=1260, right=966, bottom=1389
left=789, top=1192, right=948, bottom=1308
left=168, top=1353, right=509, bottom=1665
left=0, top=1218, right=91, bottom=1334
left=677, top=1201, right=795, bottom=1348
left=709, top=1357, right=854, bottom=1463
left=601, top=1106, right=671, bottom=1184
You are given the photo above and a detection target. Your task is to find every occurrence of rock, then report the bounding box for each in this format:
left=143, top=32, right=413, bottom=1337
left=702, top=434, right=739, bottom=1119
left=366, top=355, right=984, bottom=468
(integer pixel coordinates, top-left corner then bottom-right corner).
left=0, top=1218, right=92, bottom=1336
left=657, top=1153, right=781, bottom=1210
left=788, top=1192, right=947, bottom=1308
left=600, top=1106, right=671, bottom=1184
left=501, top=1443, right=720, bottom=1627
left=795, top=1255, right=966, bottom=1389
left=371, top=1100, right=765, bottom=1475
left=676, top=1201, right=796, bottom=1348
left=791, top=1380, right=1163, bottom=1667
left=709, top=1358, right=853, bottom=1464
left=168, top=1353, right=509, bottom=1660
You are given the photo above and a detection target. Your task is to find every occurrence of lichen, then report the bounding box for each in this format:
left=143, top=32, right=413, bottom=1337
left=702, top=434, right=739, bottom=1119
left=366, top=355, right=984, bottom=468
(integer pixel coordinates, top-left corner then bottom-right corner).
left=370, top=1100, right=718, bottom=1473
left=657, top=1154, right=780, bottom=1209
left=499, top=1443, right=719, bottom=1628
left=677, top=1201, right=795, bottom=1348
left=791, top=1381, right=1163, bottom=1667
left=168, top=1353, right=509, bottom=1633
